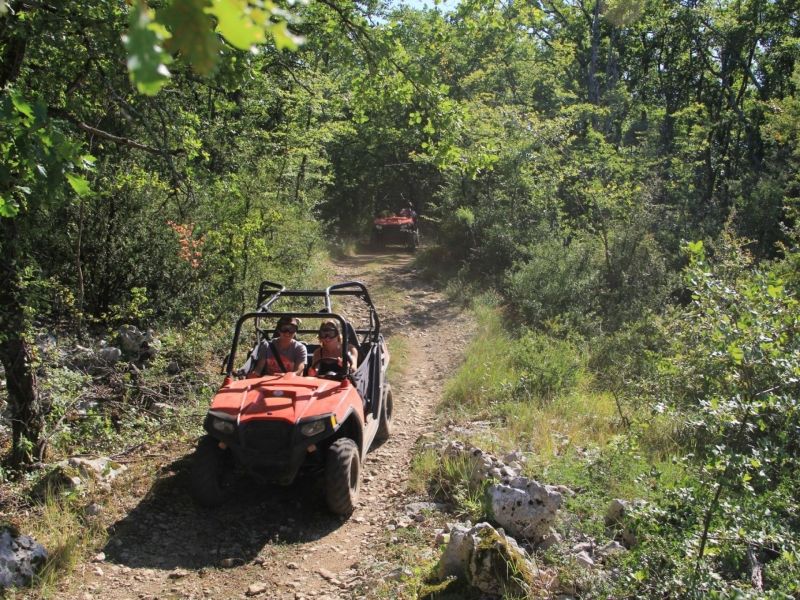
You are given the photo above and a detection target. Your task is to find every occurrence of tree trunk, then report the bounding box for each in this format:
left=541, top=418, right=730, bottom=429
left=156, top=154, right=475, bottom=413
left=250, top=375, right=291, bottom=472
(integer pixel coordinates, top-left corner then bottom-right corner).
left=0, top=4, right=28, bottom=89
left=75, top=197, right=86, bottom=337
left=587, top=0, right=602, bottom=105
left=0, top=3, right=44, bottom=467
left=0, top=338, right=45, bottom=466
left=0, top=219, right=46, bottom=467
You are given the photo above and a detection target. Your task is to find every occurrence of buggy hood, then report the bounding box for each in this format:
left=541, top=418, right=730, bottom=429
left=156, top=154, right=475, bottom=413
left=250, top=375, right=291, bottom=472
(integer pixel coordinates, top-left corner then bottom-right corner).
left=374, top=215, right=414, bottom=227
left=210, top=374, right=354, bottom=424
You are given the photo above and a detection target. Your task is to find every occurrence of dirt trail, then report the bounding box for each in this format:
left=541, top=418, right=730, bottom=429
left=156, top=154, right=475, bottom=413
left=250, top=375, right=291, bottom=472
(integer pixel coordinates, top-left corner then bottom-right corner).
left=54, top=252, right=473, bottom=600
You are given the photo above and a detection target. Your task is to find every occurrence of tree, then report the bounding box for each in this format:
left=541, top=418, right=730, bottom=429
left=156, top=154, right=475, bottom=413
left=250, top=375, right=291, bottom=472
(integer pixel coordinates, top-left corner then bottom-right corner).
left=0, top=0, right=302, bottom=467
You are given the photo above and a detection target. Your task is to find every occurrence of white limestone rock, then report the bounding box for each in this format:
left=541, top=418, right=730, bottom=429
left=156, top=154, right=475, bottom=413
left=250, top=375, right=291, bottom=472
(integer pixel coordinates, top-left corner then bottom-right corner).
left=604, top=499, right=629, bottom=526
left=488, top=477, right=563, bottom=543
left=98, top=347, right=122, bottom=364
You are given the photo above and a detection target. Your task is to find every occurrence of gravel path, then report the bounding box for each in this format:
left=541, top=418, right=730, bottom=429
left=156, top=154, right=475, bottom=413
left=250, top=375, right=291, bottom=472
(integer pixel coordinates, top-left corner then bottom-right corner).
left=53, top=252, right=473, bottom=600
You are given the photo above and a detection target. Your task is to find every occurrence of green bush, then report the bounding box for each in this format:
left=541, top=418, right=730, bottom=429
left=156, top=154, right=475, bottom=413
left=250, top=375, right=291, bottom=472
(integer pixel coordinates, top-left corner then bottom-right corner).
left=505, top=330, right=583, bottom=404
left=620, top=233, right=800, bottom=596
left=505, top=233, right=603, bottom=335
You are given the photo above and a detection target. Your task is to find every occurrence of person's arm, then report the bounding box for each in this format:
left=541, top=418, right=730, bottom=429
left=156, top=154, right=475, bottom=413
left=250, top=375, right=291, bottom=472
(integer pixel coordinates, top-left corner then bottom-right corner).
left=347, top=344, right=358, bottom=372
left=247, top=357, right=264, bottom=378
left=380, top=338, right=390, bottom=368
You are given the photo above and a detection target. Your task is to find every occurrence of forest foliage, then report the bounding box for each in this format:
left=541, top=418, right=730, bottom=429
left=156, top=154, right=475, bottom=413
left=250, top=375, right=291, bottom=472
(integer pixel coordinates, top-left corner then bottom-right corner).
left=1, top=0, right=799, bottom=596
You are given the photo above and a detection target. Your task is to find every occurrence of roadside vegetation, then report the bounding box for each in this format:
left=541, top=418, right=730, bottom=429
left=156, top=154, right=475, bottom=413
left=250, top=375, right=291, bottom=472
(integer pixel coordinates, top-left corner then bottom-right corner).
left=411, top=233, right=800, bottom=597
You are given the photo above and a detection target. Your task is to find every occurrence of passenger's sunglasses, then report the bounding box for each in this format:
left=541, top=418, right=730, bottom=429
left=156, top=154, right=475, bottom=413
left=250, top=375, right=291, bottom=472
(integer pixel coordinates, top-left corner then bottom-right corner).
left=319, top=330, right=338, bottom=339
left=279, top=326, right=297, bottom=334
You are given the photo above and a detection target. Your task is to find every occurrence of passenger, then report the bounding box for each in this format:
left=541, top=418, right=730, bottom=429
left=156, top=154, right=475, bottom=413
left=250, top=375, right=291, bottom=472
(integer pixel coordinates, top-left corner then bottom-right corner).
left=249, top=316, right=307, bottom=376
left=399, top=202, right=418, bottom=225
left=308, top=320, right=358, bottom=377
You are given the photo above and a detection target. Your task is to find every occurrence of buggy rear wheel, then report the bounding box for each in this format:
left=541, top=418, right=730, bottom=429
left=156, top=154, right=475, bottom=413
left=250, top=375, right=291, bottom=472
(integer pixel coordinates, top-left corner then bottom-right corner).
left=374, top=384, right=393, bottom=444
left=324, top=438, right=360, bottom=515
left=190, top=435, right=232, bottom=507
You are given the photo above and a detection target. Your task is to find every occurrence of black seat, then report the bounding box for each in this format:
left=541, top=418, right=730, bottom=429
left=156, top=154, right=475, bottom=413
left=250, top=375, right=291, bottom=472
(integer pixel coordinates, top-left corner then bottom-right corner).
left=303, top=343, right=320, bottom=376
left=342, top=320, right=363, bottom=365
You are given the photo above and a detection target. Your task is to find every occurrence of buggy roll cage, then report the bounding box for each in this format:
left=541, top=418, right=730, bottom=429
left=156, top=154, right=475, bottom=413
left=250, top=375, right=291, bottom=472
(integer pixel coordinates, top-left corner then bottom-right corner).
left=224, top=281, right=382, bottom=376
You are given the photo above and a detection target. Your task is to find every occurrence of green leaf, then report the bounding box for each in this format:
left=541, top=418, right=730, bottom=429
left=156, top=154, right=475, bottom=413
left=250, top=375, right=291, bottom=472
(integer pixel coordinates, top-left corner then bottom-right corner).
left=159, top=0, right=220, bottom=76
left=767, top=283, right=783, bottom=299
left=66, top=173, right=91, bottom=197
left=207, top=0, right=266, bottom=50
left=0, top=194, right=19, bottom=217
left=686, top=240, right=704, bottom=256
left=11, top=93, right=33, bottom=120
left=268, top=21, right=302, bottom=51
left=124, top=1, right=172, bottom=95
left=727, top=344, right=744, bottom=364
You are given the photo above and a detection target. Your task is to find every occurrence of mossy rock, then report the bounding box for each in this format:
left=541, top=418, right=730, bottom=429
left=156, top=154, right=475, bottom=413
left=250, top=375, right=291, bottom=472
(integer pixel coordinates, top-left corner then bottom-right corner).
left=30, top=464, right=83, bottom=500
left=418, top=575, right=481, bottom=600
left=471, top=526, right=537, bottom=597
left=433, top=522, right=538, bottom=599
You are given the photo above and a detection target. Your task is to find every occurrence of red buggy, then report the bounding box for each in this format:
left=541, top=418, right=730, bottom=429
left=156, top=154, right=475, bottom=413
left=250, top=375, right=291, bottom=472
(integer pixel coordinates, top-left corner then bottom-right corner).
left=371, top=214, right=419, bottom=251
left=190, top=281, right=393, bottom=515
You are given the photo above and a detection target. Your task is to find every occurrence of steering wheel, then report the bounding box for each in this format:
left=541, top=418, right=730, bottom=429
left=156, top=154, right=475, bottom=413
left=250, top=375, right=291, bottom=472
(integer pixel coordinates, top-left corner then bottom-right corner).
left=316, top=357, right=346, bottom=380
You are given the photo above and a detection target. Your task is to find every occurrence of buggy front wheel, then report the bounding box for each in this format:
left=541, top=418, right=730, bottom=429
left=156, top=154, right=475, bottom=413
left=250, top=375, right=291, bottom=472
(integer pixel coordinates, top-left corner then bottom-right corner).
left=324, top=438, right=361, bottom=515
left=190, top=435, right=232, bottom=507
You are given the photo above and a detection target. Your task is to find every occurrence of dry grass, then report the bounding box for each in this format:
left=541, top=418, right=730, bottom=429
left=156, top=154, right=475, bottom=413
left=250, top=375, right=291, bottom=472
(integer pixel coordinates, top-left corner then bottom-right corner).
left=424, top=300, right=627, bottom=482
left=20, top=490, right=105, bottom=598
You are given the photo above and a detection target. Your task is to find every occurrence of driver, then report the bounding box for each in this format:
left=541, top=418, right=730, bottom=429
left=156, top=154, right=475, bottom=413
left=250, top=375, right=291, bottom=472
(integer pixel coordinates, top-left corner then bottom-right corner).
left=308, top=320, right=358, bottom=377
left=249, top=316, right=307, bottom=376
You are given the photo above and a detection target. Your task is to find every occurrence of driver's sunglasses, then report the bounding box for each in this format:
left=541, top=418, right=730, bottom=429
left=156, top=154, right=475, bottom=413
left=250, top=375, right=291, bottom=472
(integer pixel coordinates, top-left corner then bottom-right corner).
left=279, top=326, right=297, bottom=334
left=319, top=330, right=338, bottom=339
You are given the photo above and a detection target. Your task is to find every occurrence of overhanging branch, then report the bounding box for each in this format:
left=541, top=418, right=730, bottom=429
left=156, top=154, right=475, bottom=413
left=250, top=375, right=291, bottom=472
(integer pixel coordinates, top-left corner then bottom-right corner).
left=50, top=108, right=185, bottom=156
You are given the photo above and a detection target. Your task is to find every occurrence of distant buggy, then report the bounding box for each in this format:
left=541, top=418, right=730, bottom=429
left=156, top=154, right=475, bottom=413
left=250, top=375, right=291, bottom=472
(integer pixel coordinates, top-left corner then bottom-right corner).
left=371, top=214, right=419, bottom=251
left=190, top=281, right=393, bottom=515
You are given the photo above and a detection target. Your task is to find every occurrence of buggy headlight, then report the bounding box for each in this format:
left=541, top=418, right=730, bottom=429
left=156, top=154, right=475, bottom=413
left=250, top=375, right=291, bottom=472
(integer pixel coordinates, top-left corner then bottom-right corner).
left=300, top=419, right=326, bottom=437
left=375, top=225, right=383, bottom=230
left=211, top=417, right=235, bottom=435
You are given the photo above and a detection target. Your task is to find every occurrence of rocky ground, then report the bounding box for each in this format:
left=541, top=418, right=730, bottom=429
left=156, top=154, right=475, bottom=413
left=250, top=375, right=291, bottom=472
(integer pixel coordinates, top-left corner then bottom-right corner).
left=47, top=251, right=474, bottom=600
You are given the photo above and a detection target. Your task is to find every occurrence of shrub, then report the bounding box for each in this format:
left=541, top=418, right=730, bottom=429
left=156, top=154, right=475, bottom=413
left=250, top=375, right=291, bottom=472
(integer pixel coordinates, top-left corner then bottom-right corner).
left=627, top=233, right=800, bottom=594
left=506, top=330, right=583, bottom=404
left=505, top=233, right=603, bottom=335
